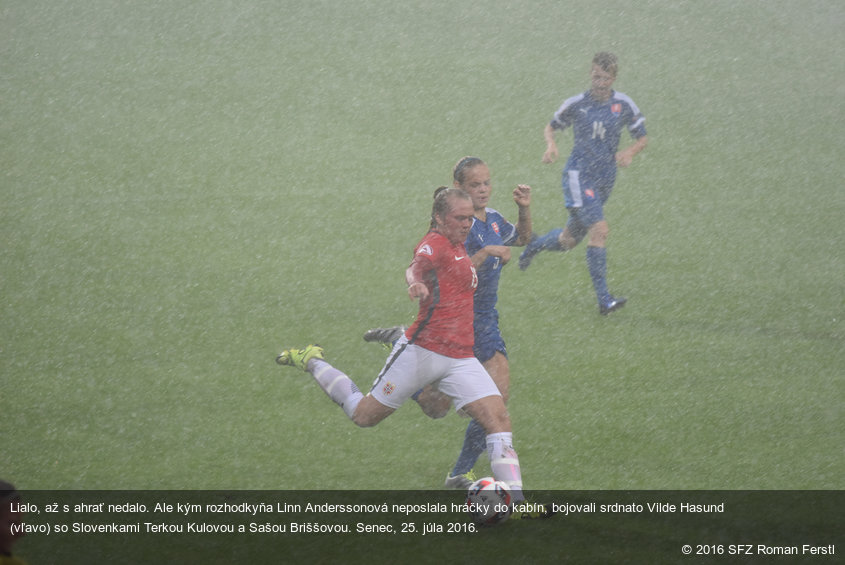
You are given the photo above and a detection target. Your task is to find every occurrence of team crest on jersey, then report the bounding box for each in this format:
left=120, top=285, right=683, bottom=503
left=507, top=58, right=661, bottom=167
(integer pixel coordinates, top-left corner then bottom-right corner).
left=382, top=381, right=396, bottom=396
left=611, top=103, right=622, bottom=115
left=418, top=244, right=433, bottom=256
left=491, top=221, right=500, bottom=234
left=585, top=189, right=595, bottom=199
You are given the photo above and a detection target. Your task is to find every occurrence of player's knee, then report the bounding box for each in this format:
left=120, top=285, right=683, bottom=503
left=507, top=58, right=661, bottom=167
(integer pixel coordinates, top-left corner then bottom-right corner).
left=588, top=229, right=608, bottom=247
left=559, top=229, right=578, bottom=250
left=351, top=412, right=379, bottom=428
left=350, top=400, right=391, bottom=428
left=593, top=221, right=609, bottom=238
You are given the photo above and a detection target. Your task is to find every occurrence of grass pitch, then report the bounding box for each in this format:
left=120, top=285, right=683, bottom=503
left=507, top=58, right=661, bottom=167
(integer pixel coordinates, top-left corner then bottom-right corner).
left=3, top=0, right=843, bottom=561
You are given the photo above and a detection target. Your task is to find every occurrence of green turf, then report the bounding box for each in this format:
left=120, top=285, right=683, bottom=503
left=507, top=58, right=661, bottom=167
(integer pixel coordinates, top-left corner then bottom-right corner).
left=3, top=0, right=844, bottom=560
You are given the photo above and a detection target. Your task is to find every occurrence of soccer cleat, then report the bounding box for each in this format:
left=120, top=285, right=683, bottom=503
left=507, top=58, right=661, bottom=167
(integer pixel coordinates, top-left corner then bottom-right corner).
left=510, top=501, right=556, bottom=520
left=363, top=326, right=406, bottom=345
left=519, top=230, right=561, bottom=271
left=599, top=296, right=627, bottom=315
left=518, top=240, right=541, bottom=271
left=275, top=344, right=324, bottom=371
left=444, top=470, right=476, bottom=490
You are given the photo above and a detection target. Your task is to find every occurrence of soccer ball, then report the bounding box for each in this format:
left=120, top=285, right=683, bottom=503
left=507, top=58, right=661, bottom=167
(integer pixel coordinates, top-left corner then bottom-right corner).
left=466, top=477, right=512, bottom=526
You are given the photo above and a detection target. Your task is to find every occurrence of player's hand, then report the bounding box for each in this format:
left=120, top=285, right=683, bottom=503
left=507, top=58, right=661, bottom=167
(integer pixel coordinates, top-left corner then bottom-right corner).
left=542, top=145, right=558, bottom=164
left=615, top=149, right=634, bottom=167
left=512, top=184, right=531, bottom=207
left=408, top=282, right=429, bottom=302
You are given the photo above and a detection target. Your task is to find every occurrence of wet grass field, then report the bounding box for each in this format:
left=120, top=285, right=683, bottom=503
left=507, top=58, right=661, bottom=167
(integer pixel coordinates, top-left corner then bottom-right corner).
left=3, top=0, right=843, bottom=562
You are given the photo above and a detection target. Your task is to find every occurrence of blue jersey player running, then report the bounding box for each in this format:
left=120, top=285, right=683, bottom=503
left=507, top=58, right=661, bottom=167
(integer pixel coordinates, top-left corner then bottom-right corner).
left=519, top=52, right=648, bottom=315
left=364, top=157, right=533, bottom=490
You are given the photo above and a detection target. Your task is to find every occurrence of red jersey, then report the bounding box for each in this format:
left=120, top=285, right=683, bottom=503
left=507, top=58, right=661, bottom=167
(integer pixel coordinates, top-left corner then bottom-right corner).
left=405, top=231, right=478, bottom=358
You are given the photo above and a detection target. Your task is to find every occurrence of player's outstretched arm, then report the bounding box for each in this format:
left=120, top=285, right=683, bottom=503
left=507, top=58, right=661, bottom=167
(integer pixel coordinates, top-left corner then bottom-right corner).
left=470, top=245, right=511, bottom=268
left=512, top=184, right=532, bottom=246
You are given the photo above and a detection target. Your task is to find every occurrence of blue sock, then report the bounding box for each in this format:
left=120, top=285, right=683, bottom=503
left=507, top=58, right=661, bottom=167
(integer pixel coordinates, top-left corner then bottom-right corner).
left=451, top=419, right=487, bottom=476
left=586, top=246, right=610, bottom=303
left=533, top=228, right=564, bottom=252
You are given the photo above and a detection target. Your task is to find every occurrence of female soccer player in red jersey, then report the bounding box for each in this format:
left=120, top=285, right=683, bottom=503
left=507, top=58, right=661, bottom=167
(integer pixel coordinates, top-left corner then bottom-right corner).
left=277, top=188, right=527, bottom=501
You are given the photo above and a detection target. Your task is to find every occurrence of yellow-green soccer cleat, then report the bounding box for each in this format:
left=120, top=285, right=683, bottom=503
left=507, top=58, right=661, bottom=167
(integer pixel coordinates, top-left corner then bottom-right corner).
left=444, top=470, right=477, bottom=490
left=275, top=345, right=324, bottom=371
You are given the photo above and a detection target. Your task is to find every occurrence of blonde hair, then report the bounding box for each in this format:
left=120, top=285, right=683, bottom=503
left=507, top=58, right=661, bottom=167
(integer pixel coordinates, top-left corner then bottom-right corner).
left=430, top=186, right=470, bottom=229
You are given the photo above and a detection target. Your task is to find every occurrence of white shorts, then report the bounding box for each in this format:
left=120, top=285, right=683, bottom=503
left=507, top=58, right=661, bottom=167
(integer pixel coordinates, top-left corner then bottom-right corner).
left=369, top=336, right=500, bottom=411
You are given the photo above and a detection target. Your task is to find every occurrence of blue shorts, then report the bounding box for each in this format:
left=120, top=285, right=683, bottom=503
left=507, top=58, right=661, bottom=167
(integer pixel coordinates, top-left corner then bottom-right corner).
left=562, top=167, right=615, bottom=208
left=565, top=202, right=605, bottom=242
left=473, top=311, right=507, bottom=363
left=562, top=168, right=613, bottom=242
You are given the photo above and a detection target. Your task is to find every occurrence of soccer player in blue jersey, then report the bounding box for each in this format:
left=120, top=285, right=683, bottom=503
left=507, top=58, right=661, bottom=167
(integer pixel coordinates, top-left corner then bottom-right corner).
left=519, top=52, right=648, bottom=315
left=444, top=156, right=532, bottom=488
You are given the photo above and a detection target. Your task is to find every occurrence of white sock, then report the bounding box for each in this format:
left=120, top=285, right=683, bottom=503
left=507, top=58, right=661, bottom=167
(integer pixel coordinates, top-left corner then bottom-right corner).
left=486, top=432, right=524, bottom=502
left=307, top=359, right=363, bottom=420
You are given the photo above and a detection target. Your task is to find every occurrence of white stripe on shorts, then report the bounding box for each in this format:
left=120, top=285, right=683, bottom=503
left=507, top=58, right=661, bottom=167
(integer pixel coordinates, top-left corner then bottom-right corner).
left=568, top=169, right=582, bottom=207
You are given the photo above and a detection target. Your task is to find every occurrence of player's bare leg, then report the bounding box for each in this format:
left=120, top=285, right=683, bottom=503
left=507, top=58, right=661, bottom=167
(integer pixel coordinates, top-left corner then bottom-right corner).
left=348, top=395, right=395, bottom=427
left=484, top=353, right=510, bottom=403
left=586, top=219, right=608, bottom=247
left=277, top=346, right=395, bottom=427
left=444, top=352, right=511, bottom=488
left=558, top=225, right=579, bottom=251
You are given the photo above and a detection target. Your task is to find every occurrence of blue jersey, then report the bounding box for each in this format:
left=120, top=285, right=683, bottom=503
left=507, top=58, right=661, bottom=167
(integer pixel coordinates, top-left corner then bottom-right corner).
left=550, top=90, right=646, bottom=206
left=465, top=208, right=518, bottom=315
